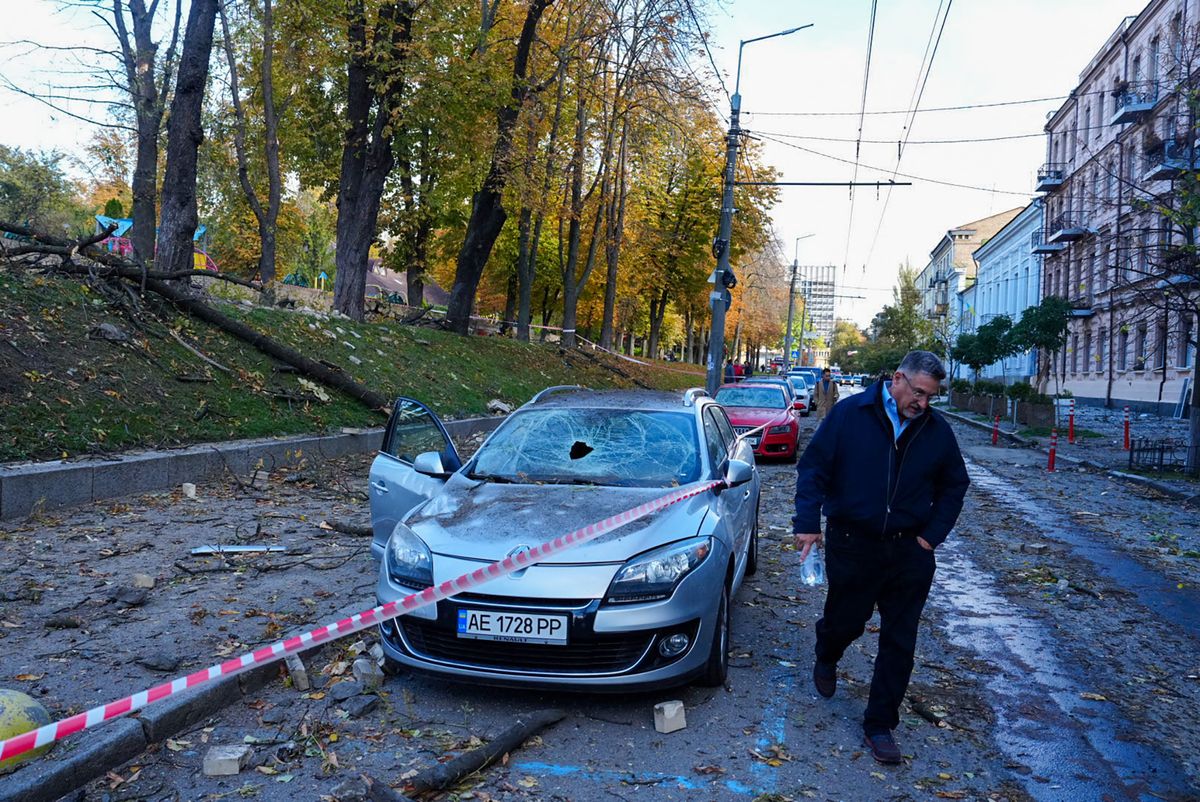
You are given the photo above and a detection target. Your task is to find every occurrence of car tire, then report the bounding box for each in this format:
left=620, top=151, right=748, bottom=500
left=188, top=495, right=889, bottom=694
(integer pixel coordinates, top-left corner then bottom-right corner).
left=746, top=502, right=759, bottom=577
left=699, top=585, right=730, bottom=687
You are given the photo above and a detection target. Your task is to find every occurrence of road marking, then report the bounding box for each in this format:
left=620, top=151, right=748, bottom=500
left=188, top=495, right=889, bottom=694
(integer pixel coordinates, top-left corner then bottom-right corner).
left=514, top=760, right=758, bottom=795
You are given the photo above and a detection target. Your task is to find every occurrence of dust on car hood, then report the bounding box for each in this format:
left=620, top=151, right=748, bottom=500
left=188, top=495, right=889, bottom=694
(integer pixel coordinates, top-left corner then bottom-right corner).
left=406, top=472, right=710, bottom=564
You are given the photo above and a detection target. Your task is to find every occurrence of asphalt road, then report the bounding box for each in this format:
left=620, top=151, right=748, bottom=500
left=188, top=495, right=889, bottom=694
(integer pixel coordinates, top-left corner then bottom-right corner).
left=5, top=387, right=1198, bottom=802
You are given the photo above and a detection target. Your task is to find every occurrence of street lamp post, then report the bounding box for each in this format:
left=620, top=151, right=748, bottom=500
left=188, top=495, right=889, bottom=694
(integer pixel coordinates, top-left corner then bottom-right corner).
left=705, top=24, right=812, bottom=395
left=783, top=234, right=813, bottom=372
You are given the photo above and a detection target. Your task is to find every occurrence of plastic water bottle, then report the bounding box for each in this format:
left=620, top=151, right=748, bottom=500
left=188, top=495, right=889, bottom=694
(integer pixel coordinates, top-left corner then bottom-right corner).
left=800, top=547, right=825, bottom=587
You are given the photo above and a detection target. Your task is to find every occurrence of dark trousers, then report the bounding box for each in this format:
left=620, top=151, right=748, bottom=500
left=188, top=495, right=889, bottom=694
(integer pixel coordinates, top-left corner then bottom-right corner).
left=814, top=526, right=936, bottom=735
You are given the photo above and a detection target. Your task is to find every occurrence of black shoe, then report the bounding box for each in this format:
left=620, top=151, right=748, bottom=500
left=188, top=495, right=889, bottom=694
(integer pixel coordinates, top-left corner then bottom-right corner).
left=863, top=731, right=903, bottom=765
left=813, top=660, right=837, bottom=698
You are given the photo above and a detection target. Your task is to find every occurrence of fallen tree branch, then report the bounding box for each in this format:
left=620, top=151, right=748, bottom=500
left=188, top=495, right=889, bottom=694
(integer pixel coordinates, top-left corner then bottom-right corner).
left=406, top=708, right=566, bottom=793
left=167, top=327, right=232, bottom=373
left=361, top=775, right=418, bottom=802
left=319, top=519, right=374, bottom=537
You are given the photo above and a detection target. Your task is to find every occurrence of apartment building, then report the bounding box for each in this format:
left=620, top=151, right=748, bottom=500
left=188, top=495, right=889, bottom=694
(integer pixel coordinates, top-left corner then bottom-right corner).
left=1036, top=0, right=1198, bottom=413
left=798, top=264, right=837, bottom=363
left=916, top=209, right=1024, bottom=321
left=961, top=201, right=1045, bottom=382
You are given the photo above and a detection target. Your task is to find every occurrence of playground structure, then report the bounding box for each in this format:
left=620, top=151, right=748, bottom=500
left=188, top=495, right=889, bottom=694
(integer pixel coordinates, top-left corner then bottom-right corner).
left=94, top=215, right=218, bottom=272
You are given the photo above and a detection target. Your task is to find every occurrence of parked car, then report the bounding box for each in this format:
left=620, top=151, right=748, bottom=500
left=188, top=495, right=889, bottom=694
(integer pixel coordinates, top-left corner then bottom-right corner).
left=368, top=387, right=760, bottom=690
left=713, top=383, right=800, bottom=461
left=783, top=374, right=812, bottom=416
left=740, top=375, right=799, bottom=412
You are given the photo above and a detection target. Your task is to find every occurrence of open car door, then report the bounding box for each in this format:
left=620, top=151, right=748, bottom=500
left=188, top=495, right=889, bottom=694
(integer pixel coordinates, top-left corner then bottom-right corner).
left=368, top=398, right=462, bottom=561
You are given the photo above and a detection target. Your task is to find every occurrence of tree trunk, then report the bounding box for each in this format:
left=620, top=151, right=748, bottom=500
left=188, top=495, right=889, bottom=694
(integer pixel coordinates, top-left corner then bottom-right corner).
left=445, top=0, right=554, bottom=335
left=218, top=0, right=281, bottom=294
left=333, top=0, right=414, bottom=321
left=501, top=270, right=518, bottom=334
left=157, top=0, right=219, bottom=277
left=113, top=0, right=181, bottom=262
left=559, top=68, right=588, bottom=349
left=647, top=286, right=668, bottom=359
left=515, top=207, right=534, bottom=341
left=599, top=115, right=629, bottom=351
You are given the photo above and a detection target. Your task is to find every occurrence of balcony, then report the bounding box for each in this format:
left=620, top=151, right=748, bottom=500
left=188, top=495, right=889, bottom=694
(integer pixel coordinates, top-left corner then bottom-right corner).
left=1035, top=163, right=1066, bottom=193
left=1046, top=213, right=1090, bottom=243
left=1110, top=84, right=1159, bottom=125
left=1068, top=296, right=1094, bottom=318
left=1142, top=138, right=1195, bottom=182
left=1031, top=228, right=1067, bottom=254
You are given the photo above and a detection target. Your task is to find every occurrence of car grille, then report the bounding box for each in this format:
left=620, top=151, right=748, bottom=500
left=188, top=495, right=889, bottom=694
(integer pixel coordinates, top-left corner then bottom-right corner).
left=397, top=618, right=652, bottom=674
left=732, top=426, right=754, bottom=435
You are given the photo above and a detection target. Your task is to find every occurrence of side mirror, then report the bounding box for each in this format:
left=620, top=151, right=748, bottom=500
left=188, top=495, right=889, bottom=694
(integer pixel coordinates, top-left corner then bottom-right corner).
left=724, top=458, right=754, bottom=488
left=412, top=451, right=446, bottom=476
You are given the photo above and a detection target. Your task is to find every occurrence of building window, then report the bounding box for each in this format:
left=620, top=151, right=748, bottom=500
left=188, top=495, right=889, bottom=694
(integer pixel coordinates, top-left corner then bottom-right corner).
left=1180, top=315, right=1195, bottom=368
left=1119, top=327, right=1129, bottom=370
left=1099, top=327, right=1108, bottom=371
left=1098, top=242, right=1109, bottom=292
left=1135, top=323, right=1148, bottom=370
left=1105, top=162, right=1115, bottom=201
left=1083, top=328, right=1092, bottom=372
left=1155, top=320, right=1169, bottom=369
left=1150, top=37, right=1160, bottom=88
left=1071, top=333, right=1079, bottom=373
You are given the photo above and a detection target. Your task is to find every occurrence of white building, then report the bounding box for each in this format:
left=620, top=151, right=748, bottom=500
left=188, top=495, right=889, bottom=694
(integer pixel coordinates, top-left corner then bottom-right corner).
left=969, top=200, right=1044, bottom=382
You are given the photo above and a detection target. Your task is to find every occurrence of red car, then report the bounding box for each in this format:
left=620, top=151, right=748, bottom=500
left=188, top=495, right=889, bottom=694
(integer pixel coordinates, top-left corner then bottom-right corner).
left=714, top=383, right=800, bottom=461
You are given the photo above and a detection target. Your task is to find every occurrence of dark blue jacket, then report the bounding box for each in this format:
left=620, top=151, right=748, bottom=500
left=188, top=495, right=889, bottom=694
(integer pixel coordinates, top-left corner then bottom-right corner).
left=793, top=380, right=969, bottom=547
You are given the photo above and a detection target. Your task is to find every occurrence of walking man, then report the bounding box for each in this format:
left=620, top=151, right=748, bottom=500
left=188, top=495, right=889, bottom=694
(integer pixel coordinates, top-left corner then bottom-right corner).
left=812, top=367, right=840, bottom=419
left=792, top=351, right=969, bottom=764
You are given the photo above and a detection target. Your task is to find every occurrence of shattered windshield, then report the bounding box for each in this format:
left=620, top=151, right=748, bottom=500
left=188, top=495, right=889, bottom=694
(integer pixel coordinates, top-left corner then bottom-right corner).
left=469, top=409, right=701, bottom=487
left=715, top=386, right=787, bottom=409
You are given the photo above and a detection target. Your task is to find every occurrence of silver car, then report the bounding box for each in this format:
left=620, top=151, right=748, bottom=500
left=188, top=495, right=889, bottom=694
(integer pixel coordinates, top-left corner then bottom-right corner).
left=368, top=387, right=761, bottom=690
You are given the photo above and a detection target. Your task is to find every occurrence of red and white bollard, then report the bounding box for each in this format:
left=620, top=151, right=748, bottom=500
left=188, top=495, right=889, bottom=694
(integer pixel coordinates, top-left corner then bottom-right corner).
left=1067, top=398, right=1076, bottom=445
left=992, top=415, right=1000, bottom=446
left=1047, top=428, right=1058, bottom=472
left=1123, top=405, right=1131, bottom=451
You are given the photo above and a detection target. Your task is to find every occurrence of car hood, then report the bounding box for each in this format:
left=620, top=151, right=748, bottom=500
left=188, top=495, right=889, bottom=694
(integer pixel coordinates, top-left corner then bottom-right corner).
left=723, top=407, right=793, bottom=427
left=406, top=472, right=711, bottom=564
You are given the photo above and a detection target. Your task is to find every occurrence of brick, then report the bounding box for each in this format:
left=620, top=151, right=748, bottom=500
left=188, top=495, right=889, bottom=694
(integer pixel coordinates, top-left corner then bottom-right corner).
left=653, top=700, right=686, bottom=734
left=202, top=745, right=252, bottom=776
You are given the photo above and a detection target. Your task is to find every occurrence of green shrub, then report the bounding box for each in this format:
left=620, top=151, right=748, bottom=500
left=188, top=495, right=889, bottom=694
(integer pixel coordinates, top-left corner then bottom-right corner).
left=1056, top=388, right=1073, bottom=398
left=951, top=378, right=972, bottom=393
left=974, top=379, right=1005, bottom=396
left=1006, top=382, right=1034, bottom=401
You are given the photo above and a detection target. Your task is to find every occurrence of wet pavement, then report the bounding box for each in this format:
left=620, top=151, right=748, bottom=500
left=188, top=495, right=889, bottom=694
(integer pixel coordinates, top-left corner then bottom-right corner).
left=0, top=412, right=1198, bottom=801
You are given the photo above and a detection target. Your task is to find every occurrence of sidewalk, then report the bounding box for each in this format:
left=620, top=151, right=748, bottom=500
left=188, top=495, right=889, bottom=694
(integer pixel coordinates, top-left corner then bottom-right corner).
left=940, top=404, right=1199, bottom=504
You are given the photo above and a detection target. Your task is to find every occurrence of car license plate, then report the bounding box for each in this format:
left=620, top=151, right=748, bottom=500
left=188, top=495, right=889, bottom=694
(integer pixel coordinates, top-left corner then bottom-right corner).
left=749, top=436, right=761, bottom=446
left=456, top=608, right=568, bottom=645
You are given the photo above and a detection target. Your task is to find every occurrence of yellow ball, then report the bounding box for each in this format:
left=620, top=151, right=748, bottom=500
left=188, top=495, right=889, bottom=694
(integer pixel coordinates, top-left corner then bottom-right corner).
left=0, top=689, right=53, bottom=775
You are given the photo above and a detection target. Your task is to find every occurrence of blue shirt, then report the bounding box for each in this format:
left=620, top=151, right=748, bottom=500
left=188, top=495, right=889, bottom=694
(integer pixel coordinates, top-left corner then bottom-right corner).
left=881, top=381, right=911, bottom=442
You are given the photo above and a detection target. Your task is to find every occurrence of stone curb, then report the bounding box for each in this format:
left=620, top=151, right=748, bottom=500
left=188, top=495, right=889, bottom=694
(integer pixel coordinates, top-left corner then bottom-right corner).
left=941, top=408, right=1199, bottom=505
left=0, top=416, right=503, bottom=521
left=0, top=646, right=321, bottom=802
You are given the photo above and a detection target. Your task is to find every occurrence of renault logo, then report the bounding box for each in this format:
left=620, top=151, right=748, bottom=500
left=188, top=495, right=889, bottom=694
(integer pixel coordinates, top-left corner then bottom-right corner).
left=507, top=545, right=533, bottom=578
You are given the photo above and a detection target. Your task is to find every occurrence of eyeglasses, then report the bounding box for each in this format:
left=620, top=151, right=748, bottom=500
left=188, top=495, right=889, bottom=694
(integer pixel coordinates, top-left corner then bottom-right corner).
left=896, top=372, right=934, bottom=401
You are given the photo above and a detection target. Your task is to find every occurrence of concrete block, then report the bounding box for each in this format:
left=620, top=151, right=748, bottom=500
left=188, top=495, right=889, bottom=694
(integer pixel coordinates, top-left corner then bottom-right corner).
left=653, top=700, right=686, bottom=734
left=166, top=447, right=223, bottom=487
left=1025, top=543, right=1049, bottom=555
left=284, top=654, right=310, bottom=691
left=202, top=744, right=252, bottom=776
left=0, top=718, right=146, bottom=802
left=137, top=676, right=242, bottom=744
left=181, top=482, right=197, bottom=499
left=352, top=658, right=384, bottom=689
left=91, top=452, right=170, bottom=502
left=213, top=444, right=255, bottom=476
left=132, top=573, right=155, bottom=589
left=0, top=461, right=93, bottom=521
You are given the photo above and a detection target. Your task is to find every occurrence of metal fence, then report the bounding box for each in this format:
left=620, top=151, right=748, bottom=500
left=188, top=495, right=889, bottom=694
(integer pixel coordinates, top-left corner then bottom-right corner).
left=1128, top=437, right=1200, bottom=476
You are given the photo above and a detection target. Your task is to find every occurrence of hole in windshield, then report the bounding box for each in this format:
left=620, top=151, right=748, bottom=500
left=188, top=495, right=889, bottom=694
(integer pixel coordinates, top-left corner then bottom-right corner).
left=470, top=409, right=700, bottom=487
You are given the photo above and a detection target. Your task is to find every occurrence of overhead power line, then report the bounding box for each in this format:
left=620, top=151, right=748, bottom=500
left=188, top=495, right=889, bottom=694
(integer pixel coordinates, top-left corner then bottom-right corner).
left=743, top=93, right=1071, bottom=117
left=843, top=0, right=880, bottom=280
left=756, top=133, right=1029, bottom=197
left=752, top=129, right=1046, bottom=145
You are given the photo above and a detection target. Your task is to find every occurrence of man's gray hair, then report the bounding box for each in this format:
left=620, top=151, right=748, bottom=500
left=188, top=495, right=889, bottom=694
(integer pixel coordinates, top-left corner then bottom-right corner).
left=897, top=350, right=946, bottom=381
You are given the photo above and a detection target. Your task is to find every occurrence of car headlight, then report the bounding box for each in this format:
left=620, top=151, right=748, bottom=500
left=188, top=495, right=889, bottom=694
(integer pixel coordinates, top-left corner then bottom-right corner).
left=768, top=424, right=793, bottom=434
left=387, top=523, right=433, bottom=590
left=605, top=537, right=712, bottom=604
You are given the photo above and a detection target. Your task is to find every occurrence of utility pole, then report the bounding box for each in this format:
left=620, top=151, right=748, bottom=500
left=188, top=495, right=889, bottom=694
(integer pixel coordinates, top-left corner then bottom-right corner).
left=782, top=234, right=813, bottom=372
left=705, top=24, right=812, bottom=395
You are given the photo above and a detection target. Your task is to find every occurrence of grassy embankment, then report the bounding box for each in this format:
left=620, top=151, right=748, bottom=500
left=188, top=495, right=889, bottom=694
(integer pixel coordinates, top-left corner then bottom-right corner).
left=0, top=270, right=703, bottom=463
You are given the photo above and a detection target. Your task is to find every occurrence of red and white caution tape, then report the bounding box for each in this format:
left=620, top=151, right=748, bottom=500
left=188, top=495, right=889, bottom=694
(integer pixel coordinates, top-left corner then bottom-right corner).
left=0, top=478, right=725, bottom=764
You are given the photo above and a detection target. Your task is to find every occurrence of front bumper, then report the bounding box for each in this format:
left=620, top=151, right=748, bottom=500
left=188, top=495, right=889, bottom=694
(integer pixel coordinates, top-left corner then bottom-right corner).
left=752, top=429, right=797, bottom=458
left=374, top=547, right=729, bottom=690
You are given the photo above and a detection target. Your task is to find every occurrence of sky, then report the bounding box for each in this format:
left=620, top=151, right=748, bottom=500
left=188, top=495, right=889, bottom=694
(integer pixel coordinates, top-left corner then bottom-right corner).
left=705, top=0, right=1149, bottom=325
left=0, top=0, right=1151, bottom=326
